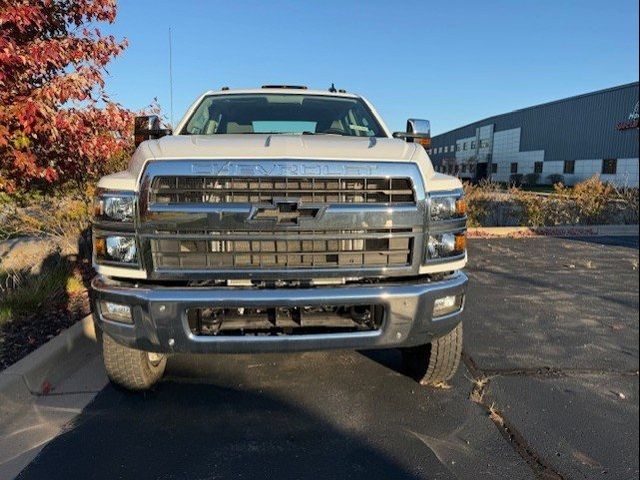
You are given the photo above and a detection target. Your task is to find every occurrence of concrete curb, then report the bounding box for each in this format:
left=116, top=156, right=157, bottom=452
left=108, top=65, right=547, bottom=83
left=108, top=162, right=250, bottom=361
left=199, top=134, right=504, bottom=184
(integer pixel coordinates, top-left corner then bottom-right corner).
left=468, top=224, right=639, bottom=238
left=0, top=315, right=97, bottom=400
left=0, top=315, right=105, bottom=480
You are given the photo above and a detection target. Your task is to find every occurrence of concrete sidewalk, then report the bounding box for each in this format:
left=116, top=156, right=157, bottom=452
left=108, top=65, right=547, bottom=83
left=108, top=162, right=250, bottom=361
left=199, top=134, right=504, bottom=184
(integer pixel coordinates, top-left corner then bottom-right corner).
left=0, top=317, right=107, bottom=480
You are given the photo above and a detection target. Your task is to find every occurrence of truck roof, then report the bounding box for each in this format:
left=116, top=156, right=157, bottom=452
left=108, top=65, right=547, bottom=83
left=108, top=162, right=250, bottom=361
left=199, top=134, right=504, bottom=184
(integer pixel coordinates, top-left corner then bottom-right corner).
left=201, top=86, right=360, bottom=98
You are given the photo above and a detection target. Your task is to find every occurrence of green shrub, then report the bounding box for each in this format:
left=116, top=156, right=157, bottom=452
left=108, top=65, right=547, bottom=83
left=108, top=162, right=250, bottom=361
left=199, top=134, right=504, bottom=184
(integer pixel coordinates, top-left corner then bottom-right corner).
left=547, top=174, right=565, bottom=185
left=524, top=173, right=540, bottom=186
left=509, top=174, right=524, bottom=187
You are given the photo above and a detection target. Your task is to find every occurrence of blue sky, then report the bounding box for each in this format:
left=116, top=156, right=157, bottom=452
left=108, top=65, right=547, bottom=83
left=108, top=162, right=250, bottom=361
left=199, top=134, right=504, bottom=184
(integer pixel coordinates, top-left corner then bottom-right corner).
left=101, top=0, right=639, bottom=135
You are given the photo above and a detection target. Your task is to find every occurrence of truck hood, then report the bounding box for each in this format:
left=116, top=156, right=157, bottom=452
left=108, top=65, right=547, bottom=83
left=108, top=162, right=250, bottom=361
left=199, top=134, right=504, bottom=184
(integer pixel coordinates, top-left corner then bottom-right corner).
left=145, top=134, right=418, bottom=162
left=102, top=133, right=461, bottom=193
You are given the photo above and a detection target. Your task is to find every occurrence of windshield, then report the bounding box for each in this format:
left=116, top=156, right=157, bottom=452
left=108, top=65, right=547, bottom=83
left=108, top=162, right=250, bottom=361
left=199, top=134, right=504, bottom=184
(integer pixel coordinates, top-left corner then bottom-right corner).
left=180, top=94, right=386, bottom=137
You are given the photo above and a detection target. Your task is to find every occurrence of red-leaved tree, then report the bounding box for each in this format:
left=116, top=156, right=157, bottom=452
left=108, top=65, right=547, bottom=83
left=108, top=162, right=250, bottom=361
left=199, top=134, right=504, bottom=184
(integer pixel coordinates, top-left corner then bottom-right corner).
left=0, top=0, right=134, bottom=193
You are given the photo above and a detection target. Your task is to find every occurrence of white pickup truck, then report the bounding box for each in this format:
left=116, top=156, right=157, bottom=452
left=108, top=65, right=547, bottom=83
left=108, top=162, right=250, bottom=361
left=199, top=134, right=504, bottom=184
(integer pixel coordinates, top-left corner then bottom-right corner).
left=91, top=86, right=468, bottom=390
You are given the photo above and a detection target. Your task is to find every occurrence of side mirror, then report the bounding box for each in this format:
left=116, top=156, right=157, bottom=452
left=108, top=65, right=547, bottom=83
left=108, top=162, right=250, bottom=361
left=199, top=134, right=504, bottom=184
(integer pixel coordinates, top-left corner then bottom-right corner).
left=393, top=119, right=431, bottom=147
left=134, top=115, right=172, bottom=147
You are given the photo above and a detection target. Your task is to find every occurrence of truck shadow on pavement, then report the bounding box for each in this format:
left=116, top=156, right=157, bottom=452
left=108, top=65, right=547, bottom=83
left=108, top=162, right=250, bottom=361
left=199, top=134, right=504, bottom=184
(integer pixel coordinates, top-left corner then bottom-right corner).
left=17, top=346, right=536, bottom=480
left=16, top=368, right=439, bottom=480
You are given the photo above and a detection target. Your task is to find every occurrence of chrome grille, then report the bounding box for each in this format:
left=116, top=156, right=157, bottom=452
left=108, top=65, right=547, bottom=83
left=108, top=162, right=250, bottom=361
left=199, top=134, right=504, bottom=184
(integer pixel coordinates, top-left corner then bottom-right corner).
left=150, top=229, right=413, bottom=270
left=150, top=176, right=415, bottom=205
left=139, top=160, right=426, bottom=278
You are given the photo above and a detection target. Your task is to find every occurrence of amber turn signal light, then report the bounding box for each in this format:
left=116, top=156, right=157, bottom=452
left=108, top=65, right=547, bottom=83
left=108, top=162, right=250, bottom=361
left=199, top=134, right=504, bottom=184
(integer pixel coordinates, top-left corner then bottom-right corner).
left=455, top=199, right=467, bottom=216
left=454, top=233, right=467, bottom=253
left=94, top=237, right=106, bottom=257
left=415, top=137, right=431, bottom=147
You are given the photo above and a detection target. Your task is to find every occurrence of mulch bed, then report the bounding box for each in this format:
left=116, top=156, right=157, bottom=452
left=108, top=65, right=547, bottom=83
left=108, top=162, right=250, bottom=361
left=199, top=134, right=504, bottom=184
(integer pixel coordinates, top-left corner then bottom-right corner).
left=0, top=254, right=94, bottom=372
left=0, top=289, right=91, bottom=371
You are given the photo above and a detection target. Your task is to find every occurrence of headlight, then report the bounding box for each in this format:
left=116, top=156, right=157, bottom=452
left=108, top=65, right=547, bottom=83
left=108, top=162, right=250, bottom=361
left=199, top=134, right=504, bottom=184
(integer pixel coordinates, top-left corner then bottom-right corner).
left=95, top=236, right=138, bottom=264
left=426, top=233, right=466, bottom=259
left=94, top=194, right=135, bottom=222
left=430, top=195, right=466, bottom=221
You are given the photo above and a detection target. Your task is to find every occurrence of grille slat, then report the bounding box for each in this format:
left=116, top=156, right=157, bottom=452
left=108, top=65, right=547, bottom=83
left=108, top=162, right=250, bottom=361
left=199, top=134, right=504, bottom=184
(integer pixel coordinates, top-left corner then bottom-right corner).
left=150, top=176, right=415, bottom=205
left=150, top=229, right=413, bottom=270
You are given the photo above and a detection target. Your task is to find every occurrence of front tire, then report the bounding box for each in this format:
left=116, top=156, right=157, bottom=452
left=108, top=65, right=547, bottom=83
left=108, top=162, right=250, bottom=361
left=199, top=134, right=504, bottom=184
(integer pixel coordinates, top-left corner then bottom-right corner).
left=102, top=334, right=167, bottom=391
left=401, top=323, right=463, bottom=386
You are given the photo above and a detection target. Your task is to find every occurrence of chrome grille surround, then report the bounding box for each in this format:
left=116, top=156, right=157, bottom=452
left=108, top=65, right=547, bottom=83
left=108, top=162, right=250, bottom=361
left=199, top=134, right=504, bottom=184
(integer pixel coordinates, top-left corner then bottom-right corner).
left=138, top=160, right=427, bottom=280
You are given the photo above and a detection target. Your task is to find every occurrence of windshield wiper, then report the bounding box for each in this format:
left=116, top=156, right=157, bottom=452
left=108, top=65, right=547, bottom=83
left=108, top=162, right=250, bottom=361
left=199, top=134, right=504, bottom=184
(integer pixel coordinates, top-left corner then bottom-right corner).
left=236, top=131, right=300, bottom=135
left=301, top=131, right=345, bottom=136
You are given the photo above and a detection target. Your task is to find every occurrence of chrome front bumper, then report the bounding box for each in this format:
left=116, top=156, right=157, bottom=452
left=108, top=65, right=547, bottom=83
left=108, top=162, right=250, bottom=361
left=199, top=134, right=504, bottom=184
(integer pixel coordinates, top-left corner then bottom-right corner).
left=90, top=272, right=467, bottom=354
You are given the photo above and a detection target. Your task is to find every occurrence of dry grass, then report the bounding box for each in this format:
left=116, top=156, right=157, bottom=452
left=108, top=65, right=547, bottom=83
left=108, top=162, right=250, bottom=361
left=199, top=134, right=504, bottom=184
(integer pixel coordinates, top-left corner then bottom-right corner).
left=464, top=175, right=639, bottom=227
left=488, top=403, right=505, bottom=427
left=1, top=193, right=92, bottom=253
left=0, top=236, right=84, bottom=323
left=0, top=257, right=73, bottom=323
left=468, top=375, right=490, bottom=403
left=430, top=381, right=453, bottom=390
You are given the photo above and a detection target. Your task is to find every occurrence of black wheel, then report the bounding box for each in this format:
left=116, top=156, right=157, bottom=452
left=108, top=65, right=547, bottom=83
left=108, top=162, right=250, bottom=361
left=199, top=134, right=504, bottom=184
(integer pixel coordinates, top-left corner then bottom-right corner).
left=401, top=323, right=463, bottom=386
left=102, top=333, right=167, bottom=391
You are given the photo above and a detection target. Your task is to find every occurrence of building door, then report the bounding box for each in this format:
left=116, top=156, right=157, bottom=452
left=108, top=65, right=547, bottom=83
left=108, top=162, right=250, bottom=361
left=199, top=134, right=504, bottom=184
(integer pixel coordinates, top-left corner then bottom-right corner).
left=476, top=162, right=488, bottom=181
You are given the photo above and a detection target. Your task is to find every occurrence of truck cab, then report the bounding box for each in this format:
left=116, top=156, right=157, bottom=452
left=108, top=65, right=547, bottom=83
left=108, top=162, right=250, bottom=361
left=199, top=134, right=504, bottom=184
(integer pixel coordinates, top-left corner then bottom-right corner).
left=91, top=86, right=468, bottom=390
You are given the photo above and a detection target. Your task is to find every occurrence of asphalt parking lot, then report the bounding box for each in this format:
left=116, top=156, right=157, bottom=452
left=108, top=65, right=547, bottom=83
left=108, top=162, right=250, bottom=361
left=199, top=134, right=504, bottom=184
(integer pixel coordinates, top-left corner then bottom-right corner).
left=16, top=237, right=639, bottom=480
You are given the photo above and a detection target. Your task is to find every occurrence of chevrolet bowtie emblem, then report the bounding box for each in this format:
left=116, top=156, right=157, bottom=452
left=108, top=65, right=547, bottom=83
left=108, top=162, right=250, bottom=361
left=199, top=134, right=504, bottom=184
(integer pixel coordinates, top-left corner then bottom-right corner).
left=248, top=199, right=323, bottom=225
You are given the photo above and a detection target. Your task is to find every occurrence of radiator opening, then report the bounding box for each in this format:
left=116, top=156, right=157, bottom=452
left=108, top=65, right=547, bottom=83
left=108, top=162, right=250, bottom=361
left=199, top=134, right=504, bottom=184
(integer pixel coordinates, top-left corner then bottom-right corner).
left=187, top=305, right=384, bottom=336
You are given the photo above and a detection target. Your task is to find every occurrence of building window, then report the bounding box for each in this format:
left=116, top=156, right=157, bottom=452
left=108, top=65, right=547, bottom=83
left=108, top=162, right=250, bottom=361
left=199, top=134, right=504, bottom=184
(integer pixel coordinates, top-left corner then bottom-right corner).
left=511, top=162, right=518, bottom=174
left=451, top=145, right=455, bottom=152
left=534, top=162, right=543, bottom=174
left=563, top=160, right=575, bottom=174
left=602, top=158, right=617, bottom=175
left=444, top=146, right=449, bottom=153
left=461, top=164, right=467, bottom=173
left=470, top=141, right=476, bottom=149
left=463, top=142, right=467, bottom=150
left=480, top=139, right=490, bottom=148
left=491, top=163, right=498, bottom=174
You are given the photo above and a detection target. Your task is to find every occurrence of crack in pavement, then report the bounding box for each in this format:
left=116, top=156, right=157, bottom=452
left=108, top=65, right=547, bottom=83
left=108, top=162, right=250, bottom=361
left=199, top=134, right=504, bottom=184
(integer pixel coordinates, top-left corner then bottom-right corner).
left=462, top=350, right=568, bottom=480
left=480, top=367, right=639, bottom=378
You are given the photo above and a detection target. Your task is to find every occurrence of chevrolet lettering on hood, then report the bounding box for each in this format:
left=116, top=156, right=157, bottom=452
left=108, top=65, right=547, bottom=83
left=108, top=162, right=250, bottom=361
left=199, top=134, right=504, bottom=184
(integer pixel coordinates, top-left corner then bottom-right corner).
left=190, top=160, right=379, bottom=177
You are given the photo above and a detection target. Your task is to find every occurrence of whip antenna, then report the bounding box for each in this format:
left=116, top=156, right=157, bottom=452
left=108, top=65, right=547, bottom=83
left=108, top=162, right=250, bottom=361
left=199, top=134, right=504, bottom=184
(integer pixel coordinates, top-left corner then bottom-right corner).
left=169, top=27, right=174, bottom=127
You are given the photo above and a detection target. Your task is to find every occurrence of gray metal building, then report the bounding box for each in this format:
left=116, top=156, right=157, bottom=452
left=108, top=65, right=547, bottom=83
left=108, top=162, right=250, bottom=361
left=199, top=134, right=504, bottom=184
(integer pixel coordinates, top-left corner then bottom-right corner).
left=429, top=82, right=639, bottom=187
